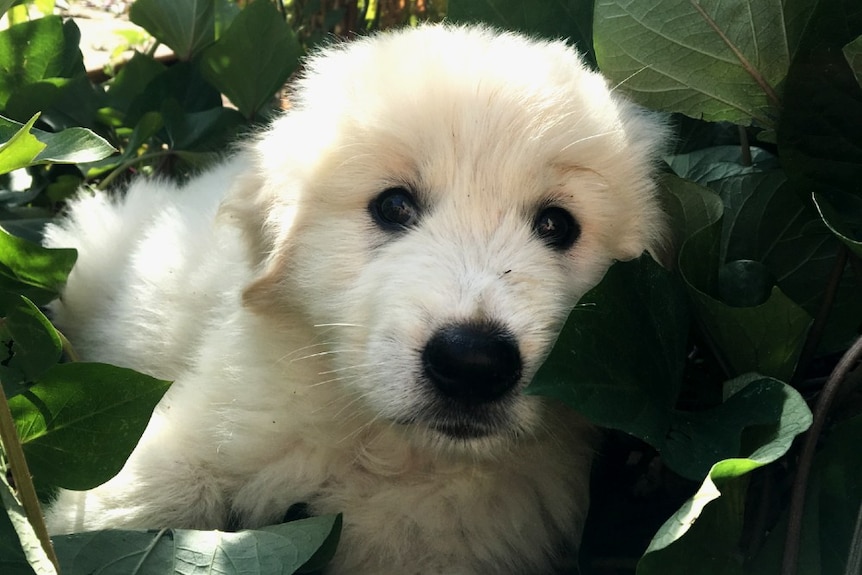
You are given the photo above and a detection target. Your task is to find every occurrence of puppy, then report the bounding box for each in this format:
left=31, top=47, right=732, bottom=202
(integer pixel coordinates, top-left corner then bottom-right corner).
left=43, top=24, right=666, bottom=574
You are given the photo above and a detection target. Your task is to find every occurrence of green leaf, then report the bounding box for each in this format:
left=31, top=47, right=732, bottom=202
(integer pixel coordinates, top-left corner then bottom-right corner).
left=200, top=0, right=301, bottom=120
left=671, top=175, right=813, bottom=381
left=716, top=172, right=861, bottom=354
left=5, top=75, right=105, bottom=132
left=52, top=515, right=342, bottom=574
left=593, top=0, right=816, bottom=126
left=660, top=173, right=724, bottom=255
left=813, top=192, right=862, bottom=259
left=0, top=114, right=115, bottom=168
left=129, top=0, right=215, bottom=61
left=10, top=363, right=171, bottom=491
left=637, top=378, right=811, bottom=574
left=778, top=0, right=862, bottom=202
left=845, top=35, right=862, bottom=89
left=661, top=376, right=787, bottom=480
left=681, top=223, right=812, bottom=381
left=0, top=227, right=76, bottom=307
left=125, top=61, right=222, bottom=128
left=447, top=0, right=594, bottom=63
left=262, top=514, right=343, bottom=573
left=528, top=255, right=688, bottom=447
left=0, top=295, right=62, bottom=389
left=666, top=146, right=778, bottom=187
left=32, top=127, right=115, bottom=164
left=0, top=16, right=67, bottom=108
left=746, top=414, right=862, bottom=575
left=104, top=52, right=166, bottom=116
left=162, top=100, right=245, bottom=152
left=0, top=114, right=45, bottom=175
left=0, top=472, right=53, bottom=575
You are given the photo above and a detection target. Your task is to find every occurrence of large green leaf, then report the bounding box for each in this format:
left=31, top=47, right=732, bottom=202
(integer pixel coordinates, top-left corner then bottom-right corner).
left=200, top=0, right=301, bottom=120
left=680, top=214, right=812, bottom=381
left=593, top=0, right=817, bottom=126
left=0, top=16, right=67, bottom=108
left=637, top=377, right=811, bottom=574
left=447, top=0, right=595, bottom=63
left=52, top=515, right=342, bottom=575
left=670, top=174, right=813, bottom=381
left=0, top=227, right=76, bottom=307
left=129, top=0, right=215, bottom=61
left=10, top=363, right=171, bottom=491
left=715, top=172, right=861, bottom=354
left=528, top=255, right=689, bottom=447
left=778, top=0, right=862, bottom=201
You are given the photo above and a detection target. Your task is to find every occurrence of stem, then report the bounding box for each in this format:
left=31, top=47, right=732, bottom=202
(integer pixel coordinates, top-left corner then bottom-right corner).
left=782, top=334, right=862, bottom=575
left=738, top=125, right=752, bottom=167
left=0, top=383, right=60, bottom=572
left=97, top=150, right=174, bottom=191
left=793, top=244, right=848, bottom=386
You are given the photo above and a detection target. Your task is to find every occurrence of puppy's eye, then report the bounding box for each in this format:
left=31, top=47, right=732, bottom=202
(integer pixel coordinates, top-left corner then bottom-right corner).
left=369, top=187, right=420, bottom=231
left=533, top=206, right=580, bottom=250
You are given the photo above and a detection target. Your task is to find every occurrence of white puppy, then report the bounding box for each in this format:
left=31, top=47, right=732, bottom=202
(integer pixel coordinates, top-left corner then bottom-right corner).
left=44, top=25, right=666, bottom=574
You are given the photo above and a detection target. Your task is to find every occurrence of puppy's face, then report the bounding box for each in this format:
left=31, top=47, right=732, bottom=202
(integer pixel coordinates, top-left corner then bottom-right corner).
left=239, top=26, right=666, bottom=453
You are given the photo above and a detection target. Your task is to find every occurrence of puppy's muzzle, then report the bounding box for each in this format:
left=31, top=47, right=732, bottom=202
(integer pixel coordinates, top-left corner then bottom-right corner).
left=422, top=322, right=522, bottom=405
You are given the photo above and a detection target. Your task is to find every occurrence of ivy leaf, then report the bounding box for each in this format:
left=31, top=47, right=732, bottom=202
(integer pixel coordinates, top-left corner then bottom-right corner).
left=200, top=0, right=301, bottom=120
left=129, top=0, right=215, bottom=61
left=0, top=16, right=67, bottom=108
left=10, top=363, right=171, bottom=491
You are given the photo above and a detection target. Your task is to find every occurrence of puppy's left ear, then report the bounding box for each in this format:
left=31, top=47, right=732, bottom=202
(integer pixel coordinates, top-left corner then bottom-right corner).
left=218, top=154, right=302, bottom=317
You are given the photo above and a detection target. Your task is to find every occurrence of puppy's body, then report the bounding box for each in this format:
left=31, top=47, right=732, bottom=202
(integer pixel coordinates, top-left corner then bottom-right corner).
left=44, top=25, right=665, bottom=573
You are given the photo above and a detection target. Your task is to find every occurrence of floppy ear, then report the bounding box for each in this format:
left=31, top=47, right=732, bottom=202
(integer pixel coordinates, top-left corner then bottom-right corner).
left=217, top=153, right=304, bottom=319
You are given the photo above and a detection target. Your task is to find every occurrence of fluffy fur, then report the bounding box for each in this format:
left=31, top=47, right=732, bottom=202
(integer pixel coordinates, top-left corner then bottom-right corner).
left=43, top=25, right=666, bottom=574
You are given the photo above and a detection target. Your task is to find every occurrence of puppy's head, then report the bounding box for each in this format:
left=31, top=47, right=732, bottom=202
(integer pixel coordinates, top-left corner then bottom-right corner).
left=229, top=25, right=667, bottom=453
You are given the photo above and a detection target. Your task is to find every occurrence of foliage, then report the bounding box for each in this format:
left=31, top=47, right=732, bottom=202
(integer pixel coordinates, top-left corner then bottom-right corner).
left=0, top=0, right=860, bottom=574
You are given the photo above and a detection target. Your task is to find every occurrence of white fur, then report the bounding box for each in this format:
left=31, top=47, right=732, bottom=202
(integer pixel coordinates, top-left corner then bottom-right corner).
left=43, top=25, right=666, bottom=574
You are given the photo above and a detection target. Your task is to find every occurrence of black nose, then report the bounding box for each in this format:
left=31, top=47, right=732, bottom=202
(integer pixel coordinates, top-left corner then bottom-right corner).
left=422, top=322, right=522, bottom=404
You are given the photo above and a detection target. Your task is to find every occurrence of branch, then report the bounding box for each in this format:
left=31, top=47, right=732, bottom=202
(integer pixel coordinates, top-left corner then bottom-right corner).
left=782, top=334, right=862, bottom=575
left=0, top=383, right=60, bottom=572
